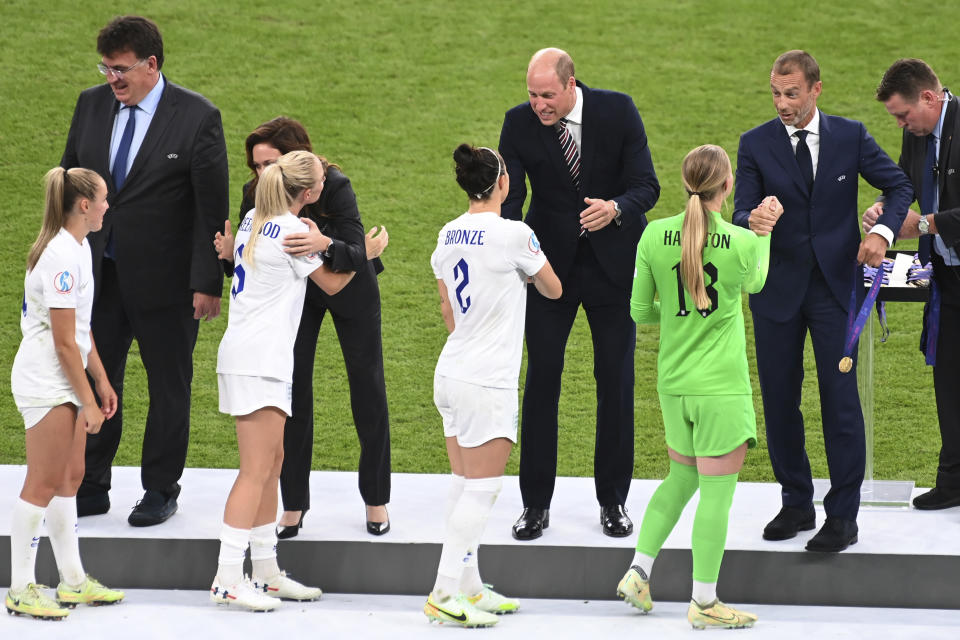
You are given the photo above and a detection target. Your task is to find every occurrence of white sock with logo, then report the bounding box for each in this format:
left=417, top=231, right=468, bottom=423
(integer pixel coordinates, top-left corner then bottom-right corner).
left=216, top=523, right=250, bottom=587
left=249, top=523, right=280, bottom=582
left=692, top=580, right=718, bottom=608
left=630, top=551, right=656, bottom=581
left=432, top=477, right=502, bottom=602
left=45, top=496, right=86, bottom=587
left=10, top=498, right=46, bottom=591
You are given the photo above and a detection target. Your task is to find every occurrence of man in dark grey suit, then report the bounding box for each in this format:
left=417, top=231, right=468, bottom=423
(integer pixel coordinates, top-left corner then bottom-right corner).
left=61, top=15, right=228, bottom=526
left=868, top=59, right=960, bottom=510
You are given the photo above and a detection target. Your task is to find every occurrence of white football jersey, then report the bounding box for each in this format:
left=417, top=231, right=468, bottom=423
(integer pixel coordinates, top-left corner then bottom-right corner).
left=217, top=211, right=323, bottom=381
left=11, top=228, right=94, bottom=402
left=431, top=211, right=546, bottom=388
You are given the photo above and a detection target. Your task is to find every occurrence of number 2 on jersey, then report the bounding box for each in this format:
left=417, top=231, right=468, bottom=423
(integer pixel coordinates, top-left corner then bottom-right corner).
left=453, top=258, right=471, bottom=313
left=671, top=261, right=718, bottom=317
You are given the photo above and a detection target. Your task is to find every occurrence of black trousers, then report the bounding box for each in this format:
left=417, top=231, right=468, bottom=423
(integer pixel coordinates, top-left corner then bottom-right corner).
left=279, top=283, right=391, bottom=510
left=753, top=266, right=865, bottom=521
left=518, top=239, right=636, bottom=509
left=80, top=258, right=198, bottom=496
left=933, top=301, right=960, bottom=489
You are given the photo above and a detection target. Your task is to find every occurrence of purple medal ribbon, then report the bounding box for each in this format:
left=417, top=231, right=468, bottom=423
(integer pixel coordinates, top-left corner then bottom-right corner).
left=840, top=268, right=884, bottom=373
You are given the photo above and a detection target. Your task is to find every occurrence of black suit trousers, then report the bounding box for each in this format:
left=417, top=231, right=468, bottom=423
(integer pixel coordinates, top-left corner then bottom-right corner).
left=933, top=300, right=960, bottom=490
left=752, top=265, right=865, bottom=521
left=519, top=238, right=636, bottom=509
left=280, top=283, right=391, bottom=510
left=80, top=258, right=198, bottom=496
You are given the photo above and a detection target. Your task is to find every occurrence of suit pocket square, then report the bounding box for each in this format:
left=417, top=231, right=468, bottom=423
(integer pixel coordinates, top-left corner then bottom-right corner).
left=837, top=174, right=846, bottom=182
left=167, top=153, right=179, bottom=159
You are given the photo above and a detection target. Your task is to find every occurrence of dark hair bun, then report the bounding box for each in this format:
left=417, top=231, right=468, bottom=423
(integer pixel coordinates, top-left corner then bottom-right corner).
left=453, top=143, right=499, bottom=200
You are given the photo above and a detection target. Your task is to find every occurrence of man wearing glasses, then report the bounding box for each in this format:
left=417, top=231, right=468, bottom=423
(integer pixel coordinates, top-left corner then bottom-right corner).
left=61, top=15, right=228, bottom=526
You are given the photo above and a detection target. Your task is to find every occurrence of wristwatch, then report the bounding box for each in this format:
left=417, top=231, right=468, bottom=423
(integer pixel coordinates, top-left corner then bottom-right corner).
left=323, top=239, right=336, bottom=259
left=612, top=200, right=623, bottom=227
left=918, top=214, right=930, bottom=235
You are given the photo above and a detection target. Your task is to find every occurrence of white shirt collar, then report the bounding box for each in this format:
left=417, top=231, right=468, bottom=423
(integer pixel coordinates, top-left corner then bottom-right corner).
left=784, top=107, right=820, bottom=138
left=564, top=86, right=584, bottom=125
left=125, top=73, right=165, bottom=115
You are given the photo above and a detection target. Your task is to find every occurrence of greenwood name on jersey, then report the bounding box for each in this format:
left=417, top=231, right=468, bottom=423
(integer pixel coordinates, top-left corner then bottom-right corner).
left=217, top=211, right=323, bottom=382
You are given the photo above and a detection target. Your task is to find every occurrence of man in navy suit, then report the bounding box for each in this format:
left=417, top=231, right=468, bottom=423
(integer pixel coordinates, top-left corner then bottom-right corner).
left=499, top=48, right=660, bottom=539
left=734, top=50, right=912, bottom=551
left=61, top=16, right=228, bottom=526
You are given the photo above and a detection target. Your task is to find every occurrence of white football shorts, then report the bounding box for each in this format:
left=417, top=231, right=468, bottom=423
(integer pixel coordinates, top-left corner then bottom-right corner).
left=218, top=374, right=292, bottom=417
left=433, top=373, right=518, bottom=447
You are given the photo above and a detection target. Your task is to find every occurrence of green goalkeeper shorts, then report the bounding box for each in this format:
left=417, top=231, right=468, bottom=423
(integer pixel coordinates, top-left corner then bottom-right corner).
left=658, top=393, right=757, bottom=458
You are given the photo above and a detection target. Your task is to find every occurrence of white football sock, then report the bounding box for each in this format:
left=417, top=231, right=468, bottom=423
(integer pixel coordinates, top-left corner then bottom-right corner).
left=444, top=474, right=465, bottom=531
left=217, top=523, right=250, bottom=586
left=250, top=523, right=280, bottom=581
left=630, top=551, right=656, bottom=581
left=692, top=580, right=718, bottom=607
left=10, top=498, right=46, bottom=591
left=45, top=496, right=86, bottom=586
left=432, top=476, right=502, bottom=601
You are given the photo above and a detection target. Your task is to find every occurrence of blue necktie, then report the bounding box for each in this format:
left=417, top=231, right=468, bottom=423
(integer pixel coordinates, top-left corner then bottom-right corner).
left=918, top=133, right=937, bottom=266
left=794, top=129, right=814, bottom=193
left=112, top=105, right=138, bottom=190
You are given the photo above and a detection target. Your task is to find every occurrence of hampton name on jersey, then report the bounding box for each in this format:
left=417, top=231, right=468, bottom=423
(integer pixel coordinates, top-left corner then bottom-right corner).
left=12, top=228, right=94, bottom=403
left=217, top=211, right=323, bottom=382
left=431, top=211, right=547, bottom=389
left=631, top=210, right=771, bottom=396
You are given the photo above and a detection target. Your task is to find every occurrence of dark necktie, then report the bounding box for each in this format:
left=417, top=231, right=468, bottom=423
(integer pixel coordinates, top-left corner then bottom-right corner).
left=112, top=105, right=138, bottom=190
left=556, top=118, right=581, bottom=190
left=794, top=129, right=814, bottom=193
left=919, top=133, right=938, bottom=266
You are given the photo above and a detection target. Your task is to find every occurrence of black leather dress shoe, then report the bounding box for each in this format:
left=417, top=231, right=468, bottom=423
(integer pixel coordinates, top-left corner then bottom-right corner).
left=512, top=508, right=549, bottom=540
left=805, top=517, right=858, bottom=552
left=913, top=487, right=960, bottom=510
left=762, top=505, right=816, bottom=541
left=76, top=491, right=110, bottom=517
left=600, top=504, right=633, bottom=537
left=128, top=484, right=180, bottom=527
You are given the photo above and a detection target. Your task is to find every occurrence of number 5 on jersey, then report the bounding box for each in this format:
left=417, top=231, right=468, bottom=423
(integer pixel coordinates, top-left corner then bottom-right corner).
left=231, top=243, right=245, bottom=299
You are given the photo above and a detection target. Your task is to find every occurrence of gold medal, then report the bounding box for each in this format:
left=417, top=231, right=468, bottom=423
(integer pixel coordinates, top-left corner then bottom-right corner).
left=838, top=356, right=853, bottom=374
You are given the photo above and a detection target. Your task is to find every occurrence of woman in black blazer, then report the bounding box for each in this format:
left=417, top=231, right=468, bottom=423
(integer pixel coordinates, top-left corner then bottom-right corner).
left=236, top=117, right=391, bottom=536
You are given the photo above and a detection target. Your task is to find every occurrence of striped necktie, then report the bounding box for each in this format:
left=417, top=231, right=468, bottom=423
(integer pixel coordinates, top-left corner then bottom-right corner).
left=556, top=118, right=581, bottom=189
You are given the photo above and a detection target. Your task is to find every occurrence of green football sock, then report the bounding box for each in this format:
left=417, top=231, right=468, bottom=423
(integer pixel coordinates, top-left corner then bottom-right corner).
left=691, top=472, right=738, bottom=584
left=634, top=459, right=699, bottom=557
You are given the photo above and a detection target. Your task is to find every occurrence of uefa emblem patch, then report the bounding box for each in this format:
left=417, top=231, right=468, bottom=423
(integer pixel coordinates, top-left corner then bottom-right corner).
left=528, top=232, right=541, bottom=254
left=54, top=271, right=74, bottom=294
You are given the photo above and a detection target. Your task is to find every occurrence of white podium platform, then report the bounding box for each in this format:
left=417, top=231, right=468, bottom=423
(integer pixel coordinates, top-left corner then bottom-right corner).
left=1, top=466, right=958, bottom=609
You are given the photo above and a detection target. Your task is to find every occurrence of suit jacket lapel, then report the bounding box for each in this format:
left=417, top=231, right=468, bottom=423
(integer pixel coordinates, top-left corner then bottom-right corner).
left=96, top=93, right=120, bottom=188
left=537, top=110, right=573, bottom=190
left=766, top=117, right=810, bottom=196
left=576, top=82, right=594, bottom=195
left=939, top=94, right=957, bottom=193
left=123, top=82, right=175, bottom=190
left=812, top=112, right=832, bottom=198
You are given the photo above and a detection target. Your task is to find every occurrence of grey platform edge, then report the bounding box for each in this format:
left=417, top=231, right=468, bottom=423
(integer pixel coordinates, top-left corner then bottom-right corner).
left=2, top=537, right=956, bottom=609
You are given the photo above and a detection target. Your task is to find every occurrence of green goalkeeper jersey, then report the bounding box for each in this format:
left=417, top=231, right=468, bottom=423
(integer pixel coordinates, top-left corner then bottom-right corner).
left=631, top=210, right=771, bottom=395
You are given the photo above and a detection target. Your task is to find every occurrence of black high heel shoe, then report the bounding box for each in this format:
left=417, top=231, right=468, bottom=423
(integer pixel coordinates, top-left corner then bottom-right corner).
left=277, top=509, right=307, bottom=539
left=366, top=506, right=390, bottom=536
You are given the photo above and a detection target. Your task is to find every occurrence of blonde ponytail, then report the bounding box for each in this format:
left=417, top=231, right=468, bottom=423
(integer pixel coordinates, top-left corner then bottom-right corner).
left=247, top=150, right=319, bottom=267
left=28, top=167, right=101, bottom=271
left=679, top=145, right=731, bottom=311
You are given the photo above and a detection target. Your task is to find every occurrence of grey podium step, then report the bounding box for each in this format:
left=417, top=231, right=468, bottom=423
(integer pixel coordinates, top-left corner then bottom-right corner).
left=1, top=467, right=955, bottom=609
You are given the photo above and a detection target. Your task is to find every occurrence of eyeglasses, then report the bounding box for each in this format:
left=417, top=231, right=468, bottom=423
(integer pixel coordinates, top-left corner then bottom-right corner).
left=97, top=58, right=148, bottom=80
